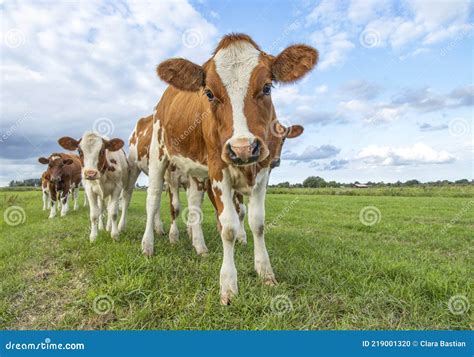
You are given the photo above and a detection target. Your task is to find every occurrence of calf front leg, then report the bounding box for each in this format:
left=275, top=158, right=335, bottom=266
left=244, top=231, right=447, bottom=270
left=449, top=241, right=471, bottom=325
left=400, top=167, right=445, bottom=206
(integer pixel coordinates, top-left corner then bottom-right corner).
left=212, top=172, right=240, bottom=305
left=87, top=190, right=100, bottom=242
left=73, top=187, right=79, bottom=210
left=248, top=169, right=276, bottom=285
left=187, top=178, right=207, bottom=255
left=60, top=186, right=70, bottom=217
left=42, top=189, right=48, bottom=210
left=48, top=186, right=58, bottom=219
left=142, top=121, right=168, bottom=256
left=234, top=193, right=247, bottom=244
left=168, top=176, right=181, bottom=244
left=108, top=188, right=121, bottom=240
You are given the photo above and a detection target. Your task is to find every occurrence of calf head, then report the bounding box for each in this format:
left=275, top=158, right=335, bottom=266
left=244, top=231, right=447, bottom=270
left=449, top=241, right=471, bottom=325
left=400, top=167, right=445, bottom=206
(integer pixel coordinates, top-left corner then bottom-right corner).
left=38, top=154, right=74, bottom=183
left=269, top=122, right=304, bottom=169
left=58, top=132, right=124, bottom=180
left=157, top=34, right=317, bottom=167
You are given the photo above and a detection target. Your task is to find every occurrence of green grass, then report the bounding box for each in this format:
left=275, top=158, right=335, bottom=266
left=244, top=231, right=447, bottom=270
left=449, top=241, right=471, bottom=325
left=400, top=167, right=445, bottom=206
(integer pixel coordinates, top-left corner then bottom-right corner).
left=0, top=189, right=472, bottom=330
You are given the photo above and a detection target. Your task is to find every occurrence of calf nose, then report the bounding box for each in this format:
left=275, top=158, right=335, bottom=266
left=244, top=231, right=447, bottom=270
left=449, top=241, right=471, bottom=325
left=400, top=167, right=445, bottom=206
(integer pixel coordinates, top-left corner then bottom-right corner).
left=84, top=169, right=98, bottom=180
left=227, top=137, right=261, bottom=165
left=51, top=176, right=61, bottom=183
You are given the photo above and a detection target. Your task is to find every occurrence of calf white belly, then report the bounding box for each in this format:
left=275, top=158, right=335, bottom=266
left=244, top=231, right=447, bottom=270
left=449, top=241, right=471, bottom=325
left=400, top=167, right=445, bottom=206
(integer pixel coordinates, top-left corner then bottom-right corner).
left=170, top=155, right=208, bottom=179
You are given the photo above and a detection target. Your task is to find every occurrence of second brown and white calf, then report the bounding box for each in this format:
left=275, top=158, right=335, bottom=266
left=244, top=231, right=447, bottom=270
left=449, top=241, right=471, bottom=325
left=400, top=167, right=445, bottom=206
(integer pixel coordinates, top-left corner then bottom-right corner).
left=59, top=132, right=129, bottom=241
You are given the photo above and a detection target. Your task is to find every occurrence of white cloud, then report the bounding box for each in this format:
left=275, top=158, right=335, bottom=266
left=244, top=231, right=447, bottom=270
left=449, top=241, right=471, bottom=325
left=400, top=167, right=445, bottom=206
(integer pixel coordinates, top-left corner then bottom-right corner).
left=357, top=143, right=456, bottom=166
left=309, top=27, right=354, bottom=70
left=286, top=145, right=341, bottom=161
left=0, top=0, right=218, bottom=185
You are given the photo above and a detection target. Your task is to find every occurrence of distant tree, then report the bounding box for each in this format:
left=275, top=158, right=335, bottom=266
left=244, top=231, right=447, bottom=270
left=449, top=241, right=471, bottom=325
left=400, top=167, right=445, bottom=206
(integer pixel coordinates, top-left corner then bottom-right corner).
left=276, top=181, right=290, bottom=188
left=404, top=179, right=420, bottom=186
left=455, top=179, right=469, bottom=185
left=303, top=176, right=327, bottom=188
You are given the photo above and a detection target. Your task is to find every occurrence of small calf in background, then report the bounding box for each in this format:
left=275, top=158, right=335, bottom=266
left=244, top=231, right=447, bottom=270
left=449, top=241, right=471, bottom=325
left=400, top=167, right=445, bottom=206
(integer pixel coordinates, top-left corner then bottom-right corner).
left=38, top=153, right=82, bottom=218
left=41, top=171, right=51, bottom=210
left=59, top=132, right=129, bottom=242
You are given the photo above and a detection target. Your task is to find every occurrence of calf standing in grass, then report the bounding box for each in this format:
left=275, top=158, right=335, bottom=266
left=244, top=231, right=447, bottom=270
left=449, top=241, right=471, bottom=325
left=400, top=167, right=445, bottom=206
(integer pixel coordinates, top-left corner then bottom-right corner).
left=40, top=171, right=51, bottom=210
left=146, top=33, right=317, bottom=303
left=38, top=153, right=82, bottom=218
left=59, top=132, right=129, bottom=242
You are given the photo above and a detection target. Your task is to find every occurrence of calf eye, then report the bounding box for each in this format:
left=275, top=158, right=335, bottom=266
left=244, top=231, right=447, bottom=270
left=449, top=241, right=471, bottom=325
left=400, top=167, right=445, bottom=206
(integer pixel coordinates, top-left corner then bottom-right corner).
left=263, top=83, right=272, bottom=96
left=204, top=89, right=215, bottom=101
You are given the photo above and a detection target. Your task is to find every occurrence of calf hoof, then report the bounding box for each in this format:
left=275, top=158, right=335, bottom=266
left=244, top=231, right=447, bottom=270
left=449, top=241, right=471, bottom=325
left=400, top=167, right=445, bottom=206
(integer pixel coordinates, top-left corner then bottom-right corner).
left=220, top=289, right=237, bottom=305
left=89, top=235, right=97, bottom=243
left=195, top=246, right=208, bottom=256
left=111, top=233, right=119, bottom=241
left=142, top=242, right=154, bottom=257
left=154, top=225, right=166, bottom=236
left=48, top=214, right=56, bottom=219
left=169, top=228, right=179, bottom=244
left=236, top=231, right=247, bottom=245
left=263, top=276, right=278, bottom=286
left=60, top=212, right=67, bottom=217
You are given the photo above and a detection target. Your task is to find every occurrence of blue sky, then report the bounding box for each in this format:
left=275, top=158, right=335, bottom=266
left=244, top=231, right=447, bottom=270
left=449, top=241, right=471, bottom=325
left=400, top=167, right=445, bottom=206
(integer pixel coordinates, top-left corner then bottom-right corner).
left=0, top=0, right=473, bottom=186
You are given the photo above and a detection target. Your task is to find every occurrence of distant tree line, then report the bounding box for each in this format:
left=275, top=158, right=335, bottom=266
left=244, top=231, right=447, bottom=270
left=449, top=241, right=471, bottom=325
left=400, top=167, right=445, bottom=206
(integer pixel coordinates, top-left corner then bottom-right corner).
left=9, top=179, right=41, bottom=187
left=271, top=176, right=473, bottom=188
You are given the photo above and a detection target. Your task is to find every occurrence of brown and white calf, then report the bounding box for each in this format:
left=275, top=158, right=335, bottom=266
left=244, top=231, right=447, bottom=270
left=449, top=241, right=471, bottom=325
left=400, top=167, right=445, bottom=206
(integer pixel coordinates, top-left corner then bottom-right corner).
left=38, top=153, right=82, bottom=218
left=59, top=132, right=129, bottom=242
left=145, top=34, right=317, bottom=304
left=127, top=114, right=207, bottom=252
left=41, top=171, right=51, bottom=210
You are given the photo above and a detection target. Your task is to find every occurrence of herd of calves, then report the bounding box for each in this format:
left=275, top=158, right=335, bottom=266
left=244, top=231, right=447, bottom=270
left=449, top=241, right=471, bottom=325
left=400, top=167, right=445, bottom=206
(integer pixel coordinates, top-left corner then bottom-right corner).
left=36, top=33, right=317, bottom=304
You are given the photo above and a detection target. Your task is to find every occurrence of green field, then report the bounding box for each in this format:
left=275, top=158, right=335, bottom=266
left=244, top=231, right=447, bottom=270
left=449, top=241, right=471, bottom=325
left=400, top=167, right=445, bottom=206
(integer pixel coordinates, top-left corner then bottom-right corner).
left=0, top=188, right=472, bottom=330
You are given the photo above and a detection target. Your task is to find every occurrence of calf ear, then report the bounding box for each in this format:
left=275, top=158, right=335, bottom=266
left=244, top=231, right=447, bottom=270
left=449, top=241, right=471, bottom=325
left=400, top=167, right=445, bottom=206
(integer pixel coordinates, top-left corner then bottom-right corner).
left=106, top=138, right=124, bottom=152
left=157, top=58, right=205, bottom=92
left=38, top=157, right=49, bottom=164
left=63, top=159, right=73, bottom=165
left=287, top=125, right=304, bottom=139
left=272, top=45, right=318, bottom=83
left=58, top=137, right=79, bottom=151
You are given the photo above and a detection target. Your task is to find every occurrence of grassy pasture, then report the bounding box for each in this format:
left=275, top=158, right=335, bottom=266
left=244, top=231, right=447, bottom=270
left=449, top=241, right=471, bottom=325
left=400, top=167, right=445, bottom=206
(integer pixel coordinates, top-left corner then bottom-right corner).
left=0, top=188, right=472, bottom=330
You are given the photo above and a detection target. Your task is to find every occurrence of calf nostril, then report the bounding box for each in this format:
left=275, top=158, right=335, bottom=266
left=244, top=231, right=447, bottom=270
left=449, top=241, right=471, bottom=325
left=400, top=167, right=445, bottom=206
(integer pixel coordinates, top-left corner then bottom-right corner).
left=251, top=140, right=260, bottom=156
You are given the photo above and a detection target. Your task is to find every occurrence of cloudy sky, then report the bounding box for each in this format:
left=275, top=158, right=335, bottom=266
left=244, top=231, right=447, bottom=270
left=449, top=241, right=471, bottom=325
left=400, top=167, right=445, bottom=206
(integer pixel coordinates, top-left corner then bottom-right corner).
left=0, top=0, right=473, bottom=186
